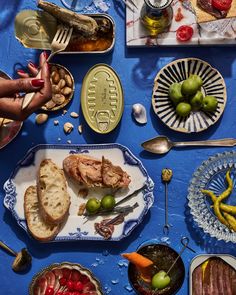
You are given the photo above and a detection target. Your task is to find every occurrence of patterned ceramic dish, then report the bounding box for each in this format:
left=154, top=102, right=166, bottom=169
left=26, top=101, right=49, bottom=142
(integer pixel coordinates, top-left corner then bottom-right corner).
left=188, top=151, right=236, bottom=243
left=29, top=262, right=103, bottom=295
left=152, top=58, right=226, bottom=133
left=41, top=63, right=75, bottom=112
left=0, top=70, right=22, bottom=149
left=3, top=143, right=154, bottom=242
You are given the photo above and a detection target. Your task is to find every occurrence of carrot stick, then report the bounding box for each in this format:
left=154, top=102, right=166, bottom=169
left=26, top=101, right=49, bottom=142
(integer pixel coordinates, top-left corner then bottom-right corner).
left=122, top=252, right=153, bottom=268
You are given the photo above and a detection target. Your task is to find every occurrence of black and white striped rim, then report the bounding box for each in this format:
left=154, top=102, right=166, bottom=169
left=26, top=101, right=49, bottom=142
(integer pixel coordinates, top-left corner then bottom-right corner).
left=152, top=58, right=227, bottom=133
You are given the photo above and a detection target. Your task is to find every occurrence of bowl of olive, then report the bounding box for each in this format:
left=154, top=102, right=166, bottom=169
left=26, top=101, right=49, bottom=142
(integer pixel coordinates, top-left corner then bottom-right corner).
left=127, top=242, right=185, bottom=295
left=152, top=58, right=226, bottom=133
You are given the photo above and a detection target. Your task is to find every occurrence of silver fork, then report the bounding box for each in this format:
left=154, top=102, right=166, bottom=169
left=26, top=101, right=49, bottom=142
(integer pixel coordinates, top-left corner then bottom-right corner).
left=21, top=25, right=73, bottom=110
left=120, top=0, right=138, bottom=12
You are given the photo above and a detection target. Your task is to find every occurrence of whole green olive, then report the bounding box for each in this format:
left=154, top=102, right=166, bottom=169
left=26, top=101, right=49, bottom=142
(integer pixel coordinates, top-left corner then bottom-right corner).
left=168, top=83, right=184, bottom=105
left=202, top=95, right=218, bottom=112
left=181, top=78, right=200, bottom=96
left=189, top=74, right=203, bottom=89
left=176, top=102, right=191, bottom=117
left=190, top=90, right=203, bottom=111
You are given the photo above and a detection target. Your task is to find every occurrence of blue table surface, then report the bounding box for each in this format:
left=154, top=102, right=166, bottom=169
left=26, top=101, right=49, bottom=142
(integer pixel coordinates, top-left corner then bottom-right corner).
left=1, top=1, right=236, bottom=294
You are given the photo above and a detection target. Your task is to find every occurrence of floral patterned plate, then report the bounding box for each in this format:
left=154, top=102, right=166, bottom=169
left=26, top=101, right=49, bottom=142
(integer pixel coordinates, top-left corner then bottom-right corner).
left=188, top=151, right=236, bottom=243
left=3, top=144, right=154, bottom=242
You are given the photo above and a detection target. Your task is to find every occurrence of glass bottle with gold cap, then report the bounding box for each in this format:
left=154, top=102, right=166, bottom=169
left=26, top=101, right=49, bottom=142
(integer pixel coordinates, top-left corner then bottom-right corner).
left=140, top=0, right=173, bottom=37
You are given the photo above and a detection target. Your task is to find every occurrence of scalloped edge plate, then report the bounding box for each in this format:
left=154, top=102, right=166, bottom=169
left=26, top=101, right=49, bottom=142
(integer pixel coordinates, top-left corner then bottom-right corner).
left=152, top=58, right=226, bottom=133
left=3, top=143, right=154, bottom=242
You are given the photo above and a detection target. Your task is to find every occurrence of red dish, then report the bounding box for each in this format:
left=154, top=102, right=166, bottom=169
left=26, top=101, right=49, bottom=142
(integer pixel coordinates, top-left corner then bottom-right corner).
left=29, top=262, right=103, bottom=295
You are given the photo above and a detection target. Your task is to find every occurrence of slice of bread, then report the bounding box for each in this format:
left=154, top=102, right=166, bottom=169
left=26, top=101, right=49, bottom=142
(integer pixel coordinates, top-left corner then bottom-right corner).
left=191, top=0, right=236, bottom=23
left=37, top=159, right=71, bottom=224
left=24, top=186, right=60, bottom=242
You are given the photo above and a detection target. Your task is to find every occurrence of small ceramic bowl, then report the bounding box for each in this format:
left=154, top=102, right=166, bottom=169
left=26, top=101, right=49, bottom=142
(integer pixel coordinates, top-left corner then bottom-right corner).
left=29, top=262, right=104, bottom=295
left=152, top=58, right=226, bottom=133
left=41, top=63, right=75, bottom=112
left=128, top=243, right=185, bottom=295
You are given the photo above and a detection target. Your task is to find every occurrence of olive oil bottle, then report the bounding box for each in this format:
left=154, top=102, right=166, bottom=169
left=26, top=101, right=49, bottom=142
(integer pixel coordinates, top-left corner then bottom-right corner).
left=140, top=0, right=173, bottom=36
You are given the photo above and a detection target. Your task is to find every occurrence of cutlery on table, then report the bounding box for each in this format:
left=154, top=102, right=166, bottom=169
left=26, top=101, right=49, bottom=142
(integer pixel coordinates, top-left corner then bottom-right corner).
left=142, top=136, right=236, bottom=155
left=0, top=240, right=32, bottom=272
left=21, top=24, right=73, bottom=110
left=119, top=0, right=138, bottom=12
left=162, top=169, right=173, bottom=235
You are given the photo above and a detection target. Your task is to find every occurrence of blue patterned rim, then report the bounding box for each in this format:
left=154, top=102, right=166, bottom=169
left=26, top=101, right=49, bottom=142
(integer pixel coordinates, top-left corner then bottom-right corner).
left=3, top=143, right=154, bottom=242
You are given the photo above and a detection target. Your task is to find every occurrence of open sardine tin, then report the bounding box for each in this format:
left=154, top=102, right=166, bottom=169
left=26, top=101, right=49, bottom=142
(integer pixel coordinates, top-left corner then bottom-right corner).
left=189, top=254, right=236, bottom=295
left=14, top=10, right=115, bottom=54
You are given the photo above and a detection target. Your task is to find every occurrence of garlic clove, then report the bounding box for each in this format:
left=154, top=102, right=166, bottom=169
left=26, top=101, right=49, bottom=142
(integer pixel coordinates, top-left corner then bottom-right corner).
left=35, top=113, right=48, bottom=125
left=132, top=103, right=147, bottom=124
left=64, top=122, right=74, bottom=134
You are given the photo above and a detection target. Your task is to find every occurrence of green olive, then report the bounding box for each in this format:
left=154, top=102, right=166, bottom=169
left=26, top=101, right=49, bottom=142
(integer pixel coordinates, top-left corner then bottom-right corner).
left=181, top=78, right=200, bottom=96
left=176, top=102, right=191, bottom=117
left=189, top=90, right=203, bottom=111
left=202, top=95, right=218, bottom=112
left=85, top=198, right=101, bottom=214
left=101, top=195, right=116, bottom=210
left=151, top=271, right=171, bottom=290
left=168, top=83, right=184, bottom=105
left=189, top=74, right=203, bottom=89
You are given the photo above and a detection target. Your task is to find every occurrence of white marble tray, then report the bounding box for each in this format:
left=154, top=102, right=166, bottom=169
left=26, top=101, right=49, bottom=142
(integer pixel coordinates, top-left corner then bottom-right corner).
left=126, top=0, right=236, bottom=46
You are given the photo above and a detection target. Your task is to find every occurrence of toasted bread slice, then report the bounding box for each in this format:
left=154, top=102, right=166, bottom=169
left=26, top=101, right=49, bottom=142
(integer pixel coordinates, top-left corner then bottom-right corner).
left=192, top=0, right=236, bottom=23
left=37, top=159, right=71, bottom=224
left=24, top=186, right=60, bottom=242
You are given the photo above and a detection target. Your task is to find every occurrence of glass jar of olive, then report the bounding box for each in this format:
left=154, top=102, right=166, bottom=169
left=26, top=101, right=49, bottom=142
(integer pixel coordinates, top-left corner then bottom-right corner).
left=140, top=0, right=173, bottom=37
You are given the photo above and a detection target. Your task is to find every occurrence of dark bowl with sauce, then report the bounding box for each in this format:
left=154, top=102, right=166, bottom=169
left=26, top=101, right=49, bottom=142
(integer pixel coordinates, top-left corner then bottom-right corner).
left=128, top=243, right=185, bottom=295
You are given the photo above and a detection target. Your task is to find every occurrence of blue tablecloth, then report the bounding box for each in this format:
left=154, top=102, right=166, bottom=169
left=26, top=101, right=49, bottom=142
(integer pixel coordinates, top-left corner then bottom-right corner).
left=1, top=1, right=236, bottom=294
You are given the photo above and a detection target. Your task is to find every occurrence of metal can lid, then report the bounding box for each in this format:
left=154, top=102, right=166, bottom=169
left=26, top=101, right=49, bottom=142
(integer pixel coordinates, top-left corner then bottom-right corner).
left=81, top=64, right=124, bottom=134
left=14, top=10, right=57, bottom=49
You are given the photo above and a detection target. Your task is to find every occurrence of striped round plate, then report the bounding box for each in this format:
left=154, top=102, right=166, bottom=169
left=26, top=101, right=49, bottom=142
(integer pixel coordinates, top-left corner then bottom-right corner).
left=152, top=58, right=226, bottom=133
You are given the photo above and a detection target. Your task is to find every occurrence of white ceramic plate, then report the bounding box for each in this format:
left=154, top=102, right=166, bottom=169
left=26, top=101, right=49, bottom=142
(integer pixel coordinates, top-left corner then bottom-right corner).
left=3, top=144, right=154, bottom=242
left=152, top=58, right=226, bottom=133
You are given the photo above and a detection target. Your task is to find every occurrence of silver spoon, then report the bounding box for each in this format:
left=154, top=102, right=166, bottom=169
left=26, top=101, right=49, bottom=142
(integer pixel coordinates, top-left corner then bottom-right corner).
left=141, top=136, right=236, bottom=155
left=0, top=240, right=32, bottom=272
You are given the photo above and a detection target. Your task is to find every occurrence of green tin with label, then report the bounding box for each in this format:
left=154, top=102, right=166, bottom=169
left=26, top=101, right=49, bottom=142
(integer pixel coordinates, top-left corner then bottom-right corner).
left=81, top=64, right=124, bottom=134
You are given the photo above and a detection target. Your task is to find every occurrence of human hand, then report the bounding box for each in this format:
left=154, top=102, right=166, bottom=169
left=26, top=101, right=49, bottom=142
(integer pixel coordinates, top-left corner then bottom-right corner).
left=0, top=51, right=51, bottom=121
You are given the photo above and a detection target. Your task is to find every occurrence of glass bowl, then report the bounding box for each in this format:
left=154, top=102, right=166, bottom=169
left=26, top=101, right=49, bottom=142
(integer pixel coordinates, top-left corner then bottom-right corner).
left=188, top=151, right=236, bottom=243
left=128, top=243, right=185, bottom=295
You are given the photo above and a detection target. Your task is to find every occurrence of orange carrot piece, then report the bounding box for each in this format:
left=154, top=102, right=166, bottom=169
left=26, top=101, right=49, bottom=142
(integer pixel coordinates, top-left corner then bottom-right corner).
left=122, top=252, right=153, bottom=268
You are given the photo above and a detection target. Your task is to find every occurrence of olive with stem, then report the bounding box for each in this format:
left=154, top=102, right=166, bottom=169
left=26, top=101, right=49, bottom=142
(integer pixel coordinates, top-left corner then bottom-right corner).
left=162, top=168, right=173, bottom=235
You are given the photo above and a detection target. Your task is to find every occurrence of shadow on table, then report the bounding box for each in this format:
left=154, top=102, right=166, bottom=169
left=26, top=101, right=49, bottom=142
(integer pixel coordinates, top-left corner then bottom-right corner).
left=184, top=201, right=236, bottom=255
left=125, top=46, right=235, bottom=85
left=3, top=208, right=152, bottom=259
left=0, top=0, right=22, bottom=31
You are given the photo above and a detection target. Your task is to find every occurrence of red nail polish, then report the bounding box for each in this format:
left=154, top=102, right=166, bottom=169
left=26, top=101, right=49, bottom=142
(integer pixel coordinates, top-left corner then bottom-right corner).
left=29, top=62, right=37, bottom=68
left=31, top=79, right=44, bottom=87
left=17, top=69, right=25, bottom=74
left=43, top=51, right=49, bottom=59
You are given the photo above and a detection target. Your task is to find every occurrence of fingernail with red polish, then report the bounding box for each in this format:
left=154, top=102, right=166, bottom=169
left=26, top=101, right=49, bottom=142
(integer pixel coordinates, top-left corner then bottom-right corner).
left=31, top=79, right=44, bottom=87
left=43, top=51, right=49, bottom=59
left=29, top=62, right=37, bottom=68
left=17, top=69, right=25, bottom=74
